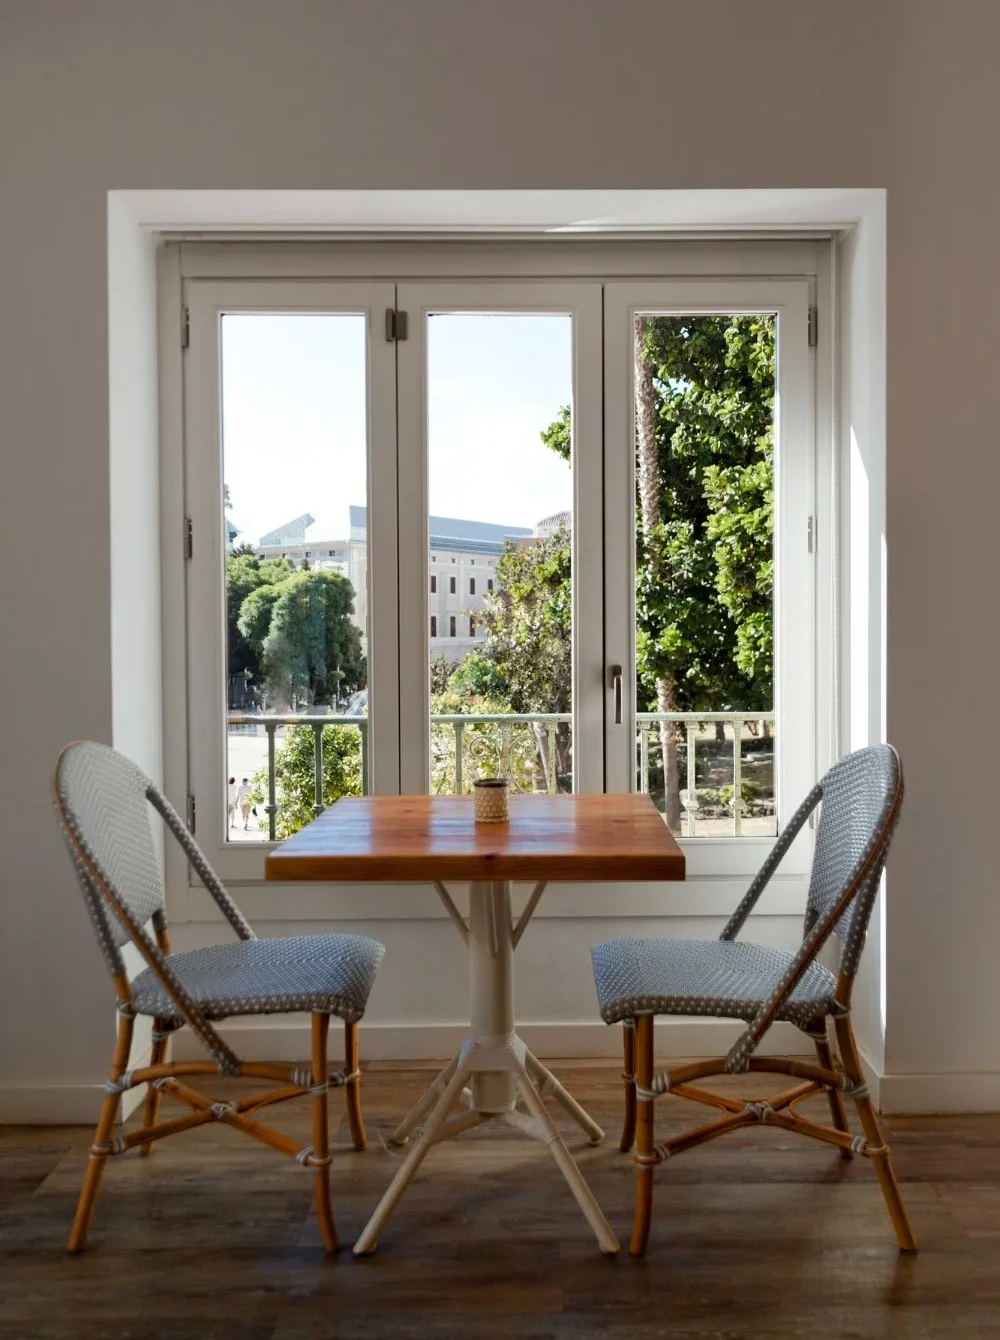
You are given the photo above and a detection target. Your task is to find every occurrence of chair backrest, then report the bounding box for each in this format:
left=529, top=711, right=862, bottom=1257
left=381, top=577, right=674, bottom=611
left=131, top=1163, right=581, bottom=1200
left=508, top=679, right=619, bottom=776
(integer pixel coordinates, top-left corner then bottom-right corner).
left=805, top=743, right=902, bottom=978
left=55, top=741, right=167, bottom=978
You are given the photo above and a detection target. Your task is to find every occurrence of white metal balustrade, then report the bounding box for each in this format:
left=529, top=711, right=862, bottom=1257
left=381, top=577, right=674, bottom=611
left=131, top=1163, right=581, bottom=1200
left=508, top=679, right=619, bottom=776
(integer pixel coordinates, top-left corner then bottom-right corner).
left=227, top=710, right=774, bottom=841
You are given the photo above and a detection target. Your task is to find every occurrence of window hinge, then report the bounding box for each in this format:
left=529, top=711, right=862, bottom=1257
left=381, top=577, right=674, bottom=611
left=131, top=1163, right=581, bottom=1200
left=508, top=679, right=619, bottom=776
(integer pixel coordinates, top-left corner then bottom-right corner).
left=807, top=515, right=815, bottom=553
left=808, top=305, right=818, bottom=348
left=385, top=308, right=408, bottom=342
left=186, top=794, right=196, bottom=834
left=184, top=516, right=193, bottom=560
left=181, top=304, right=190, bottom=350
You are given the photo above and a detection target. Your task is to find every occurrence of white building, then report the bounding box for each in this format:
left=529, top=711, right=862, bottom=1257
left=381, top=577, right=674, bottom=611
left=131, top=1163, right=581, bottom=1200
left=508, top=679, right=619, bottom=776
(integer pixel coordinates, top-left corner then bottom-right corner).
left=255, top=507, right=534, bottom=660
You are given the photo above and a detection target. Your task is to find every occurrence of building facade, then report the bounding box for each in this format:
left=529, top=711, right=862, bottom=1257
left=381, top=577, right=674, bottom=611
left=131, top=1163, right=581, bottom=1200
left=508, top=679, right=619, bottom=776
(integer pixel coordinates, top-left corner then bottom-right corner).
left=254, top=507, right=534, bottom=661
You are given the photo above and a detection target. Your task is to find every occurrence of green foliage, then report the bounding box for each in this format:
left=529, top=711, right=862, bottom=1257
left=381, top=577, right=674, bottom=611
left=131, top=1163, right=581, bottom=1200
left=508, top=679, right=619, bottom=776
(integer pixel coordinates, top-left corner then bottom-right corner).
left=248, top=724, right=362, bottom=840
left=429, top=654, right=454, bottom=696
left=228, top=550, right=365, bottom=709
left=477, top=527, right=572, bottom=716
left=634, top=314, right=775, bottom=712
left=226, top=551, right=294, bottom=684
left=536, top=316, right=775, bottom=721
left=249, top=570, right=365, bottom=709
left=539, top=405, right=571, bottom=463
left=446, top=653, right=509, bottom=701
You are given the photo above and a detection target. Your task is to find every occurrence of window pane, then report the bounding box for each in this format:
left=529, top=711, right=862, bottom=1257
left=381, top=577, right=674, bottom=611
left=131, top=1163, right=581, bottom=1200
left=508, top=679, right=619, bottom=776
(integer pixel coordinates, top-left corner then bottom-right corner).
left=633, top=313, right=776, bottom=837
left=426, top=313, right=574, bottom=796
left=221, top=313, right=369, bottom=842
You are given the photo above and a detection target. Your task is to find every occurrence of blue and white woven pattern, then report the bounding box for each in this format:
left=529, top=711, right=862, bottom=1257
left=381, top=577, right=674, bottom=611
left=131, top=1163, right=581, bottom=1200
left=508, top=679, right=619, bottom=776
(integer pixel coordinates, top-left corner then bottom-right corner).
left=55, top=741, right=386, bottom=1068
left=590, top=745, right=903, bottom=1070
left=56, top=743, right=168, bottom=973
left=591, top=937, right=838, bottom=1030
left=128, top=934, right=384, bottom=1024
left=804, top=745, right=900, bottom=976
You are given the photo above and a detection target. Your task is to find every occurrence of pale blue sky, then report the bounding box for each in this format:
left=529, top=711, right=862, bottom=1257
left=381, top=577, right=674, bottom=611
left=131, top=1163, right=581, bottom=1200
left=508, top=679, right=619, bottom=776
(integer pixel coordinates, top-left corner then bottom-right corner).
left=221, top=312, right=573, bottom=547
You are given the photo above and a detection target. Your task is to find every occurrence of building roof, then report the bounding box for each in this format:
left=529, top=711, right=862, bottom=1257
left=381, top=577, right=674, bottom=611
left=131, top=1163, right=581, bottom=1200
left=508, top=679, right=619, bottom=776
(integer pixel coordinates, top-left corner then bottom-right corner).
left=259, top=513, right=315, bottom=547
left=349, top=505, right=530, bottom=546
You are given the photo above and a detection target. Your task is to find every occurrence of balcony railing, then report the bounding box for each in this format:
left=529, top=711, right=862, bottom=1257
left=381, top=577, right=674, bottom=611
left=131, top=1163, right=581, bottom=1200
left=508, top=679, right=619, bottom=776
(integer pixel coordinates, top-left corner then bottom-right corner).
left=637, top=711, right=775, bottom=836
left=228, top=709, right=774, bottom=841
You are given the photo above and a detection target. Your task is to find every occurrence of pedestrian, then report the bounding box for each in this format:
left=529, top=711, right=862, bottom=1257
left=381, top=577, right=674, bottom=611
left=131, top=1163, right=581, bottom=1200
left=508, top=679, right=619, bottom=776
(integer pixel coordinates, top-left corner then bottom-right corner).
left=227, top=776, right=237, bottom=828
left=236, top=777, right=253, bottom=830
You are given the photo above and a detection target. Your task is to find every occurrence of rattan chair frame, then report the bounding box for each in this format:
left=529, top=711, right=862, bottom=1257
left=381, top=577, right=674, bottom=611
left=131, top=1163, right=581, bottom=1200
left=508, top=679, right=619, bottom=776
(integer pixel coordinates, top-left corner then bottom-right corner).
left=615, top=747, right=917, bottom=1257
left=54, top=743, right=371, bottom=1256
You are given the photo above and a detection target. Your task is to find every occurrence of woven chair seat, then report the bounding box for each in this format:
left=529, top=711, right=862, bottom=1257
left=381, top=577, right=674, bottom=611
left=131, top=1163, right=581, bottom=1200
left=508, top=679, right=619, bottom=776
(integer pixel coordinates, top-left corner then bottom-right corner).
left=129, top=934, right=384, bottom=1024
left=591, top=937, right=838, bottom=1030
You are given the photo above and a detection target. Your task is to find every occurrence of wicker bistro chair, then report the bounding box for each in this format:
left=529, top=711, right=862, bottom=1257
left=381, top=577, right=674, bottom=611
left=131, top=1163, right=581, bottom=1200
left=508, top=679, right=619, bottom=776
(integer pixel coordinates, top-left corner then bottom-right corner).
left=591, top=744, right=916, bottom=1257
left=53, top=741, right=385, bottom=1255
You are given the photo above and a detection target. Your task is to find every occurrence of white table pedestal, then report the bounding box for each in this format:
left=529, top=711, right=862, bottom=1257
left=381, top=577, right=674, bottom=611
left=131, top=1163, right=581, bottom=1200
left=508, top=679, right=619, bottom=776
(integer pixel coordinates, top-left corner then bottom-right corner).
left=352, top=879, right=619, bottom=1256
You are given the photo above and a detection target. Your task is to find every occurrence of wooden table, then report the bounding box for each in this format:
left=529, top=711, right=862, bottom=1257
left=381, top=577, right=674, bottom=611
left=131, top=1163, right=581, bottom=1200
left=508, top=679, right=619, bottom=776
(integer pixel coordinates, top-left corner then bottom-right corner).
left=266, top=793, right=685, bottom=1256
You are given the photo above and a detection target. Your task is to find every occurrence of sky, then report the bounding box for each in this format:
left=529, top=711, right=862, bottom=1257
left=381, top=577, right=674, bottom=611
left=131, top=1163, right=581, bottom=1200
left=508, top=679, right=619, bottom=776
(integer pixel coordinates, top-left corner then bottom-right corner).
left=221, top=311, right=574, bottom=547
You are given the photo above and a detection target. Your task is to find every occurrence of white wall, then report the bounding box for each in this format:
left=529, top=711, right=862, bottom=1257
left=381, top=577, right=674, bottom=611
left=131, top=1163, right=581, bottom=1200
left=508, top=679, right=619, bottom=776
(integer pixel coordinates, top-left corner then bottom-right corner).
left=1, top=0, right=997, bottom=1118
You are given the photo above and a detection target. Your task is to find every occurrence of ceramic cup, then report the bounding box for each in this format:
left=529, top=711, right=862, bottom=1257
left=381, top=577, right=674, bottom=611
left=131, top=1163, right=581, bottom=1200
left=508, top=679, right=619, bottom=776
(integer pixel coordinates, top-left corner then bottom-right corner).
left=473, top=777, right=510, bottom=823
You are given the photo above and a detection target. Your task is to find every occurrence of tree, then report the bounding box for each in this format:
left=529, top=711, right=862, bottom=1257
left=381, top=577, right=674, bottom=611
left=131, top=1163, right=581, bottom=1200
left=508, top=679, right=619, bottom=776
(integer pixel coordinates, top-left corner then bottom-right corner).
left=633, top=314, right=775, bottom=824
left=476, top=527, right=572, bottom=790
left=447, top=652, right=508, bottom=700
left=429, top=654, right=454, bottom=696
left=226, top=549, right=294, bottom=689
left=240, top=569, right=365, bottom=709
left=537, top=314, right=775, bottom=824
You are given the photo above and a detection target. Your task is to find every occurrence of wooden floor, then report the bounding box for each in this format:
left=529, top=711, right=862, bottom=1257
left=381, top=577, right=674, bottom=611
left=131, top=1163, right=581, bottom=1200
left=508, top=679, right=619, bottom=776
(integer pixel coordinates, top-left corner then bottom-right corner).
left=2, top=1059, right=999, bottom=1339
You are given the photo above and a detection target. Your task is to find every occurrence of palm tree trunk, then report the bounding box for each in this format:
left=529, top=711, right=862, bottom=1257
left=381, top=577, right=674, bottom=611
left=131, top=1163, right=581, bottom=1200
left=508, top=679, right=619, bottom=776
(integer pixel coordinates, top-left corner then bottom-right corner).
left=635, top=317, right=682, bottom=830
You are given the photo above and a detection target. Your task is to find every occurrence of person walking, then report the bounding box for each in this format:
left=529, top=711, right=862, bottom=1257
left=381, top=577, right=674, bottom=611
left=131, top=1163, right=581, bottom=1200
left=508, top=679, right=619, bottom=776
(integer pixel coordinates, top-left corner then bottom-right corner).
left=227, top=776, right=237, bottom=829
left=236, top=777, right=253, bottom=830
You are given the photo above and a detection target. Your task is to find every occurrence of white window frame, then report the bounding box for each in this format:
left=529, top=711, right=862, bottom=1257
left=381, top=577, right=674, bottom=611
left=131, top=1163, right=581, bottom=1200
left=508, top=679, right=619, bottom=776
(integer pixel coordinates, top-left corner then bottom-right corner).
left=161, top=238, right=832, bottom=923
left=182, top=279, right=398, bottom=884
left=395, top=280, right=604, bottom=794
left=604, top=279, right=816, bottom=878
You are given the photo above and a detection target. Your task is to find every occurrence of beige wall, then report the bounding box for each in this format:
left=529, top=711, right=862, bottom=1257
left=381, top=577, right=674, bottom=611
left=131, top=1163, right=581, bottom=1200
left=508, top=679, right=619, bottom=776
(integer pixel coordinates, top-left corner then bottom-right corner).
left=0, top=0, right=997, bottom=1115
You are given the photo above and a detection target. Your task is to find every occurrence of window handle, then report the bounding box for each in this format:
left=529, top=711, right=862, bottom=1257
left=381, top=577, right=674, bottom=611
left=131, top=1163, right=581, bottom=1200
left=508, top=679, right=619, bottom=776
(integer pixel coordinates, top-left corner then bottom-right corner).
left=610, top=664, right=623, bottom=726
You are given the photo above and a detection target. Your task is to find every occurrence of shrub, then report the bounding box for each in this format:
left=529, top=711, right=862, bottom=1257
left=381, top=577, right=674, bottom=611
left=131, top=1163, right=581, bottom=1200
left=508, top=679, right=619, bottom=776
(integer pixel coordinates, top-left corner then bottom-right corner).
left=249, top=723, right=362, bottom=839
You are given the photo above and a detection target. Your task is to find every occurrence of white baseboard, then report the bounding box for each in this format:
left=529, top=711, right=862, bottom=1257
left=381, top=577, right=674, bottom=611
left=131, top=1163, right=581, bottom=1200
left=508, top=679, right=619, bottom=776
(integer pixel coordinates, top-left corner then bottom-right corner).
left=0, top=1081, right=111, bottom=1126
left=171, top=1017, right=806, bottom=1063
left=11, top=1026, right=1000, bottom=1123
left=0, top=1040, right=152, bottom=1127
left=877, top=1070, right=1000, bottom=1115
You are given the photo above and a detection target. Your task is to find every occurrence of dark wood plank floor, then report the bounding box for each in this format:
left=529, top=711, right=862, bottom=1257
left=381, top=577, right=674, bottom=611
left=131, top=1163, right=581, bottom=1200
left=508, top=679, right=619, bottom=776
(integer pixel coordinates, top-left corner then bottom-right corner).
left=1, top=1059, right=998, bottom=1339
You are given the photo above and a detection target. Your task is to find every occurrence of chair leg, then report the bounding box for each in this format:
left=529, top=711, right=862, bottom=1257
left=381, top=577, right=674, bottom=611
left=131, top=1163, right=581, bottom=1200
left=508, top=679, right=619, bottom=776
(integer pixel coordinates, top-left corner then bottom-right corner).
left=812, top=1028, right=853, bottom=1158
left=311, top=1013, right=339, bottom=1254
left=343, top=1020, right=366, bottom=1151
left=68, top=1013, right=134, bottom=1253
left=630, top=1013, right=656, bottom=1257
left=620, top=1020, right=637, bottom=1153
left=834, top=1013, right=918, bottom=1252
left=138, top=1020, right=170, bottom=1157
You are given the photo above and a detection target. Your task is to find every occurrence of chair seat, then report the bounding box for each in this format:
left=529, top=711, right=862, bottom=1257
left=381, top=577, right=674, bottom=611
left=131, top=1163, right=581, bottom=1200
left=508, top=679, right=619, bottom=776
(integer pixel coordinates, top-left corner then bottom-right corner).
left=591, top=937, right=837, bottom=1030
left=129, top=934, right=385, bottom=1024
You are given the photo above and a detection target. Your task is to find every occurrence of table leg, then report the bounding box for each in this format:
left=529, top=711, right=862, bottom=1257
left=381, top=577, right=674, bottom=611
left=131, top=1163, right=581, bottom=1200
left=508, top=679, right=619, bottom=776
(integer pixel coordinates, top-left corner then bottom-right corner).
left=354, top=1043, right=474, bottom=1256
left=468, top=880, right=516, bottom=1113
left=512, top=1054, right=619, bottom=1255
left=524, top=1048, right=605, bottom=1145
left=356, top=877, right=617, bottom=1256
left=389, top=1053, right=461, bottom=1147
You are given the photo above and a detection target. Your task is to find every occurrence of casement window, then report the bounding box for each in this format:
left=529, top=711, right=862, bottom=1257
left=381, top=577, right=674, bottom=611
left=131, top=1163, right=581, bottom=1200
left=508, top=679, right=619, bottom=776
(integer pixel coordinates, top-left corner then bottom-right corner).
left=172, top=241, right=825, bottom=886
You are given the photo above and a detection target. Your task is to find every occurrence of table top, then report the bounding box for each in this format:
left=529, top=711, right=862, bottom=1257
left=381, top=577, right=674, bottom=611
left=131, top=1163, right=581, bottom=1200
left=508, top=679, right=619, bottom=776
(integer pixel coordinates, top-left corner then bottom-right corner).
left=265, top=793, right=685, bottom=883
